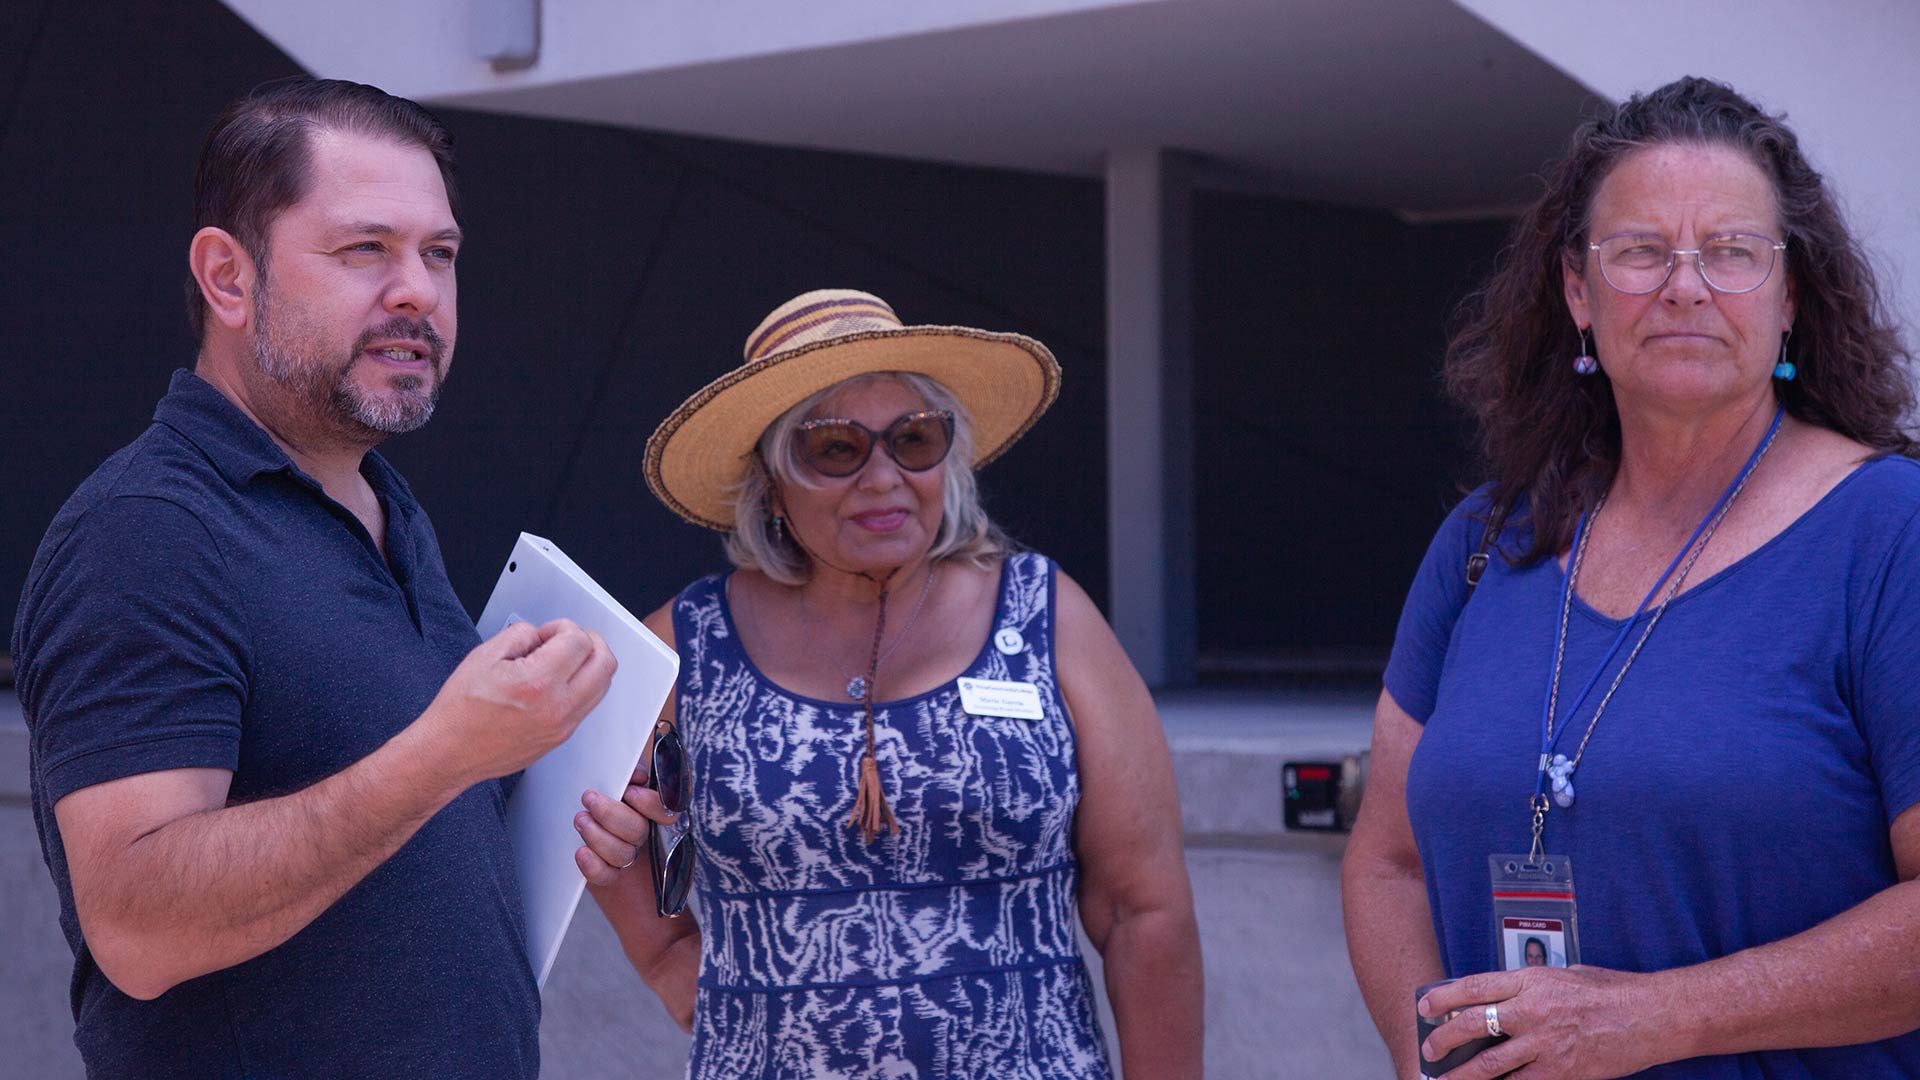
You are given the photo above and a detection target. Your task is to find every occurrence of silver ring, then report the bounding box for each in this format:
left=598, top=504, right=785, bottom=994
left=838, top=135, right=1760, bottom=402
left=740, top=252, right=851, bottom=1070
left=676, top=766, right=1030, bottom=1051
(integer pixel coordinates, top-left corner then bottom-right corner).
left=1484, top=1004, right=1505, bottom=1038
left=614, top=850, right=638, bottom=871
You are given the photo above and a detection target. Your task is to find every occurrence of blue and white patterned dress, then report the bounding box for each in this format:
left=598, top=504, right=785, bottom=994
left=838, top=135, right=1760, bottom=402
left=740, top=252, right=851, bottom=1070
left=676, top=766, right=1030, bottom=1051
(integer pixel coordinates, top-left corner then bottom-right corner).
left=670, top=552, right=1114, bottom=1080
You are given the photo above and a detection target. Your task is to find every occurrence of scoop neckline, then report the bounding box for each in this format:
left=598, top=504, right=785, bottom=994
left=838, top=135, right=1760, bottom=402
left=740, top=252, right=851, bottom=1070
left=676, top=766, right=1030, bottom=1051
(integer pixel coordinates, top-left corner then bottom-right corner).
left=1562, top=455, right=1885, bottom=629
left=715, top=556, right=1014, bottom=711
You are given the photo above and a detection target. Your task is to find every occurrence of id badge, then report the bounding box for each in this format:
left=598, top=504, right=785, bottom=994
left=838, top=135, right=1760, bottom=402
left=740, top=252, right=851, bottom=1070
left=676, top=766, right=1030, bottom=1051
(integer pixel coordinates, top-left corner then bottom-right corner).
left=1488, top=854, right=1580, bottom=971
left=956, top=677, right=1045, bottom=720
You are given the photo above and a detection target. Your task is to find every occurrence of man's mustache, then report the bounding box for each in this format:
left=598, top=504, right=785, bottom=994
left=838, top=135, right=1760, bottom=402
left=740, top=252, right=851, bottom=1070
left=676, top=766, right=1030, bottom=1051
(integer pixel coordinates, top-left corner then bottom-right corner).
left=352, top=318, right=449, bottom=370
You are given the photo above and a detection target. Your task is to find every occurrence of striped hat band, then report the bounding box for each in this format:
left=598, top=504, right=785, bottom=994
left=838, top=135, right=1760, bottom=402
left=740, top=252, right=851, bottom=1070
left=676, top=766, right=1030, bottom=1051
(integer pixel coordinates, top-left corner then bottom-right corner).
left=744, top=293, right=903, bottom=362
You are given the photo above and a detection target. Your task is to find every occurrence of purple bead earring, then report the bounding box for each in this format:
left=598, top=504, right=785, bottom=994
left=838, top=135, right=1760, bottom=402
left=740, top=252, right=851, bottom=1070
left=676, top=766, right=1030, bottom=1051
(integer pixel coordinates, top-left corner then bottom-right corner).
left=1572, top=329, right=1598, bottom=375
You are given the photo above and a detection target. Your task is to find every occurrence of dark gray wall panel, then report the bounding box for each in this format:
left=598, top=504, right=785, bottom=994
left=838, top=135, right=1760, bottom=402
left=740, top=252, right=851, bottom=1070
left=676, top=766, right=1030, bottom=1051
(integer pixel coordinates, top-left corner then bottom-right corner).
left=1, top=0, right=1499, bottom=677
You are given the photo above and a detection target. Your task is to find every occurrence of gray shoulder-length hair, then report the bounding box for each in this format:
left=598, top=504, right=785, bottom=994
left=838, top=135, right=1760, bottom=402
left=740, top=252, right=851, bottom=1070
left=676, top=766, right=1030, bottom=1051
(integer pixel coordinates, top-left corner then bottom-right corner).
left=724, top=371, right=1014, bottom=585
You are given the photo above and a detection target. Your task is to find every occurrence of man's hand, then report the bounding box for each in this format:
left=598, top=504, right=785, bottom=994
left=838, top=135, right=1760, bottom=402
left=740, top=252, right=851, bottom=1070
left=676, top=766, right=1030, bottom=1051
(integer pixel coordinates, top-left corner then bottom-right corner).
left=55, top=617, right=613, bottom=999
left=422, top=619, right=617, bottom=788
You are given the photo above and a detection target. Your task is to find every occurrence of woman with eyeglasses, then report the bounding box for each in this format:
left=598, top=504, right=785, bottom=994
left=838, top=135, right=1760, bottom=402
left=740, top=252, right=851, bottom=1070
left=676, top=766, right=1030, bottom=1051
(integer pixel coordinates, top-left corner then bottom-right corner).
left=1343, top=77, right=1920, bottom=1080
left=583, top=289, right=1202, bottom=1080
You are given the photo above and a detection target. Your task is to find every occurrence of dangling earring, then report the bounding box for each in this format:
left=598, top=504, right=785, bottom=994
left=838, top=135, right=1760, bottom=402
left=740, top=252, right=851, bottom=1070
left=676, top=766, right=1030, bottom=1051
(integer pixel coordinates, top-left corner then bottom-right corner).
left=773, top=514, right=786, bottom=544
left=1572, top=329, right=1598, bottom=375
left=1774, top=331, right=1798, bottom=381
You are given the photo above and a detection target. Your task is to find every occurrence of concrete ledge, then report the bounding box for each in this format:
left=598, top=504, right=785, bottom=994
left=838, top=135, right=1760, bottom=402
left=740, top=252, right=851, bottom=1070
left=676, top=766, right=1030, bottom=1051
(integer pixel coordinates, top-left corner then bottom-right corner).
left=1158, top=687, right=1374, bottom=849
left=1, top=687, right=1380, bottom=826
left=1, top=688, right=1378, bottom=814
left=1, top=693, right=25, bottom=805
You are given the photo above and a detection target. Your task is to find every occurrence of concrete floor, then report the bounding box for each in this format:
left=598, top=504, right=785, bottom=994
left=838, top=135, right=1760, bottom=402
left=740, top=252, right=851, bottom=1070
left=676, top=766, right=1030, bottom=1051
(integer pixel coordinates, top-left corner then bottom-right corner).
left=0, top=688, right=1394, bottom=1078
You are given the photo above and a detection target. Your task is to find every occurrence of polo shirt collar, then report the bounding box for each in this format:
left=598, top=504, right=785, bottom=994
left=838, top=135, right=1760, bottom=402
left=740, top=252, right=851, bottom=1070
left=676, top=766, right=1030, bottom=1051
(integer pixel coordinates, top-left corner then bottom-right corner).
left=151, top=369, right=413, bottom=507
left=154, top=369, right=295, bottom=486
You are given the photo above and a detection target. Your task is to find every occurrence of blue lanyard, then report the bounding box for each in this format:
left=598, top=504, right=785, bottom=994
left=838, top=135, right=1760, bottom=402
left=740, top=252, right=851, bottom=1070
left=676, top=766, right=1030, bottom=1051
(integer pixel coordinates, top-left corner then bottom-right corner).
left=1532, top=405, right=1785, bottom=805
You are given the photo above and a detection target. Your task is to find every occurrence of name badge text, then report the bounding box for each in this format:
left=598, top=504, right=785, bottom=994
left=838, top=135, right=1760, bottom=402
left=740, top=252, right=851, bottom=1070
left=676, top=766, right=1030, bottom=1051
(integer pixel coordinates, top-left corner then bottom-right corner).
left=957, top=677, right=1045, bottom=720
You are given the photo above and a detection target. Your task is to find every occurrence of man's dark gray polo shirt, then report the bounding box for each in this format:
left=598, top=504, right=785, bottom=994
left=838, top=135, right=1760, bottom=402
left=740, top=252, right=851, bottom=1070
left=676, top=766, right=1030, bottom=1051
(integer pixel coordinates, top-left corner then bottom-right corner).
left=12, top=370, right=538, bottom=1078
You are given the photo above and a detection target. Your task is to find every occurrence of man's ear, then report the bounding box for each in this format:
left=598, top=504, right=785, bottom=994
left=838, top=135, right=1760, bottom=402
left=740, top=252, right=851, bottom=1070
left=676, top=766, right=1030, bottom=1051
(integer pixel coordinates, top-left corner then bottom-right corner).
left=188, top=227, right=258, bottom=332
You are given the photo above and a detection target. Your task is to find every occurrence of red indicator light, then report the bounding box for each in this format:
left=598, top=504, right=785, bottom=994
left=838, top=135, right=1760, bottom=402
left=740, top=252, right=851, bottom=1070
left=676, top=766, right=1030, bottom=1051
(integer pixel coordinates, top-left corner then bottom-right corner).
left=1296, top=766, right=1333, bottom=781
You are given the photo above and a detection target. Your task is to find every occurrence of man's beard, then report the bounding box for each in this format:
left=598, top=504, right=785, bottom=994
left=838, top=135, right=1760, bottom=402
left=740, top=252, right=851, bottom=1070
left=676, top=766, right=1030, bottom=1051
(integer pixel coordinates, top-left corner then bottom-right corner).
left=250, top=274, right=449, bottom=437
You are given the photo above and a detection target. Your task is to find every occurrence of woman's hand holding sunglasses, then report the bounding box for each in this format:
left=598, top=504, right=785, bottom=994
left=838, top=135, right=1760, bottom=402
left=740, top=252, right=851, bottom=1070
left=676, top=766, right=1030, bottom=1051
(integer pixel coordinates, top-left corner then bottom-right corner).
left=574, top=754, right=680, bottom=888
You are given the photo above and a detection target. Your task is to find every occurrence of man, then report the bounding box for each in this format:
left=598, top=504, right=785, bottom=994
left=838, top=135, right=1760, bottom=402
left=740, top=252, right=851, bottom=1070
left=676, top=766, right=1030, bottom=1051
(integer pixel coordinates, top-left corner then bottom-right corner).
left=12, top=78, right=639, bottom=1076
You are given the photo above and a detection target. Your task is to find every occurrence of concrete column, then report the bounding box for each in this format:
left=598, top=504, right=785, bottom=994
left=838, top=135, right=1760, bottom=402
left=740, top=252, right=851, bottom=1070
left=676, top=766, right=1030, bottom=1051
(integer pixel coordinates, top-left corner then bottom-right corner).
left=1105, top=148, right=1196, bottom=688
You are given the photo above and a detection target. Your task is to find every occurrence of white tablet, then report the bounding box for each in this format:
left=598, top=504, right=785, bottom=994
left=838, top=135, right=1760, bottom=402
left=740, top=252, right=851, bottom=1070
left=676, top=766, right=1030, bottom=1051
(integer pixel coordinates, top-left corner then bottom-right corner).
left=475, top=533, right=679, bottom=989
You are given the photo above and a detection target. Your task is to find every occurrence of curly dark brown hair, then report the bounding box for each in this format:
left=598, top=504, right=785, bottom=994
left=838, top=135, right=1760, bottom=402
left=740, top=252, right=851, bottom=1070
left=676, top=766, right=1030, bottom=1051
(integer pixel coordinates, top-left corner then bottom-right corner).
left=1446, top=76, right=1915, bottom=563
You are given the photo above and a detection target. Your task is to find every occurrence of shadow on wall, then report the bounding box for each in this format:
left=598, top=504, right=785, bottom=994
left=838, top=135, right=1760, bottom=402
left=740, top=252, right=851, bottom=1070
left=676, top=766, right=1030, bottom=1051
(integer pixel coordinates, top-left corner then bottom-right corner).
left=1193, top=195, right=1498, bottom=667
left=0, top=0, right=1497, bottom=670
left=0, top=0, right=1113, bottom=636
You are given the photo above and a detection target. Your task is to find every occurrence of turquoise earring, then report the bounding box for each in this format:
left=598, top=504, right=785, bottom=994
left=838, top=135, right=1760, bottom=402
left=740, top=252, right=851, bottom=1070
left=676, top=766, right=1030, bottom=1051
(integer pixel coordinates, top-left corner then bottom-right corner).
left=1774, top=332, right=1797, bottom=381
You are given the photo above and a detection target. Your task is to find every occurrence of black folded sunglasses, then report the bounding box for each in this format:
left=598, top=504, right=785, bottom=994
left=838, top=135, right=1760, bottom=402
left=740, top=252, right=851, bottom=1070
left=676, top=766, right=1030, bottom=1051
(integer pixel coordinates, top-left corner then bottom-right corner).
left=647, top=719, right=694, bottom=917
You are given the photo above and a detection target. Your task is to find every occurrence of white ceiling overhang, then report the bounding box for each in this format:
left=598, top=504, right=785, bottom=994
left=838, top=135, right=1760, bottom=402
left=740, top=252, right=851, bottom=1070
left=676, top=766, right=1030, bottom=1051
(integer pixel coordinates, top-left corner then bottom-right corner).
left=223, top=0, right=1597, bottom=215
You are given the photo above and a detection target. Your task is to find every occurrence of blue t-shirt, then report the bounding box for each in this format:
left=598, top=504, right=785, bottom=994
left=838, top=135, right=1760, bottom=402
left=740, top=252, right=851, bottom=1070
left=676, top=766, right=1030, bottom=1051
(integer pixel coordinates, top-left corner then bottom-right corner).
left=12, top=371, right=539, bottom=1078
left=1384, top=456, right=1920, bottom=1078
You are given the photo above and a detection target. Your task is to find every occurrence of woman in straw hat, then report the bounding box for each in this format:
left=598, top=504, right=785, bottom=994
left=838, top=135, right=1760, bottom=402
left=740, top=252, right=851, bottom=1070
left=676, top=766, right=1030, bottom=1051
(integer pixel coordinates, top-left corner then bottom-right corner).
left=586, top=290, right=1202, bottom=1079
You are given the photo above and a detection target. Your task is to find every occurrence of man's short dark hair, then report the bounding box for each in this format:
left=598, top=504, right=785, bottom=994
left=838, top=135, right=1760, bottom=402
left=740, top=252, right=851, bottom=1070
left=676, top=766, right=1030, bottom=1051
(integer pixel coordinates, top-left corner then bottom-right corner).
left=186, top=77, right=461, bottom=342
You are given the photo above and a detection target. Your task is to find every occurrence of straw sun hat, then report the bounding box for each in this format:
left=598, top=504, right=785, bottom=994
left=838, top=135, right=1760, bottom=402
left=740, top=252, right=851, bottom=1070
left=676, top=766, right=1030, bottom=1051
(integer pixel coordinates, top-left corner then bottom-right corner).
left=644, top=289, right=1062, bottom=530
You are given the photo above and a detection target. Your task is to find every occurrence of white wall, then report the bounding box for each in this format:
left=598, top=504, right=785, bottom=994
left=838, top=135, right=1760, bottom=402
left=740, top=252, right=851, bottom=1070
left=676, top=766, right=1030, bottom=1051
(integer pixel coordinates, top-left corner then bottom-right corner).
left=221, top=0, right=1155, bottom=100
left=1455, top=0, right=1920, bottom=353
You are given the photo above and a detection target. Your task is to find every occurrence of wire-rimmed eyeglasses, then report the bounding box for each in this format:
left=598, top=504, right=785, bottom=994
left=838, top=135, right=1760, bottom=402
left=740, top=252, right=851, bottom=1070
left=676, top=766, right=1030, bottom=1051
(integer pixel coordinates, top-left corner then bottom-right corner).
left=1588, top=232, right=1787, bottom=295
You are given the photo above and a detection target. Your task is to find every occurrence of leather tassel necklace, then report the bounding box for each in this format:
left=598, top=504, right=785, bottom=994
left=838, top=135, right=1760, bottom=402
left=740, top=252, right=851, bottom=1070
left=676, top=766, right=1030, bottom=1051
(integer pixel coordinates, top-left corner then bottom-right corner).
left=847, top=568, right=900, bottom=843
left=772, top=495, right=913, bottom=844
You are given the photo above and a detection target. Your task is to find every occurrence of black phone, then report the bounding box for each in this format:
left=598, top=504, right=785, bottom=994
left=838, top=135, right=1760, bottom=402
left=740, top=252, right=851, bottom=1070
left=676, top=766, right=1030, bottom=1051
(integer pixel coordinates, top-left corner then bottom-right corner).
left=1415, top=979, right=1507, bottom=1078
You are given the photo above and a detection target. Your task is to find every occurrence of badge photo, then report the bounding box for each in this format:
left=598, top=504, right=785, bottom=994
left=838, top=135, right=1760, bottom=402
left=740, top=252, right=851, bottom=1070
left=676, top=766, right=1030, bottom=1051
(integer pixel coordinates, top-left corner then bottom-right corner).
left=1502, top=916, right=1568, bottom=969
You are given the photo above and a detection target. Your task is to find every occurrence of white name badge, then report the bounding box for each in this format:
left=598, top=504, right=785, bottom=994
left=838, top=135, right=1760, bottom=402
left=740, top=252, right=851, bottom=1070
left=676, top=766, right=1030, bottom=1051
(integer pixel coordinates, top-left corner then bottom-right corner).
left=956, top=677, right=1046, bottom=720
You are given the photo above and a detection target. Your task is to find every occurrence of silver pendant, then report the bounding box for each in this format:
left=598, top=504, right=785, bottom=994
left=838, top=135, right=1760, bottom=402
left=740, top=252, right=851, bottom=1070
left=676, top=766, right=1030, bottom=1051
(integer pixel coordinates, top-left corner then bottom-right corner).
left=846, top=676, right=868, bottom=701
left=1547, top=753, right=1576, bottom=809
